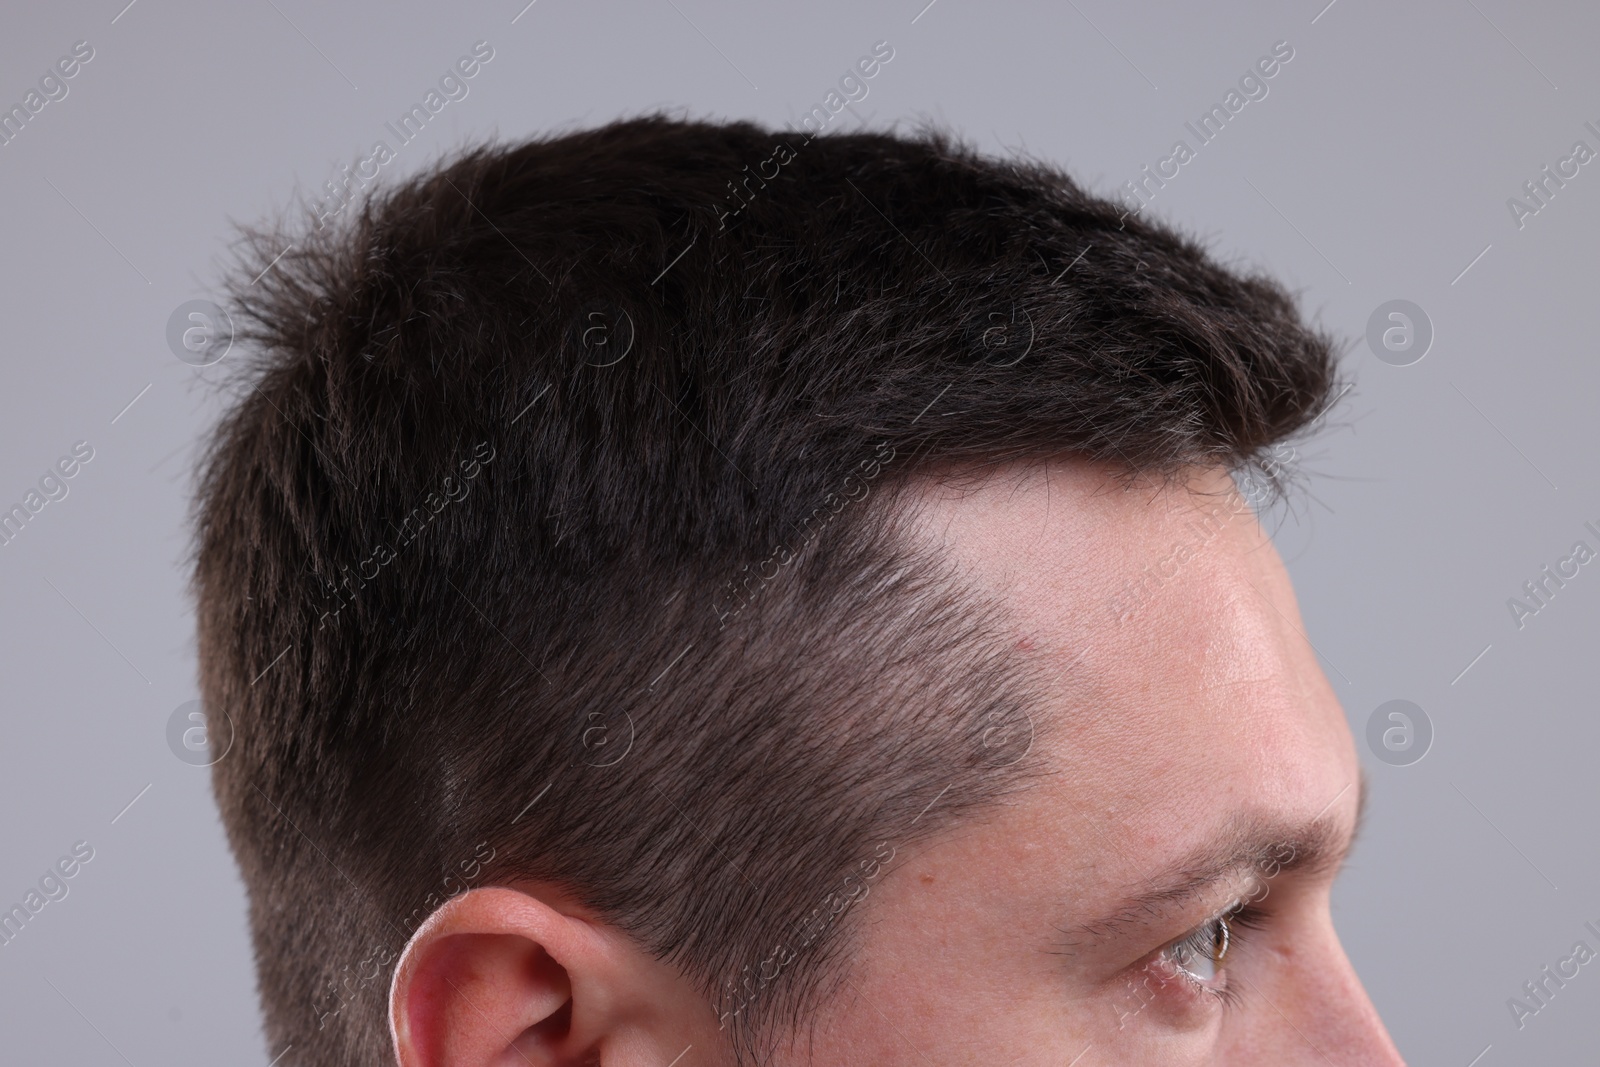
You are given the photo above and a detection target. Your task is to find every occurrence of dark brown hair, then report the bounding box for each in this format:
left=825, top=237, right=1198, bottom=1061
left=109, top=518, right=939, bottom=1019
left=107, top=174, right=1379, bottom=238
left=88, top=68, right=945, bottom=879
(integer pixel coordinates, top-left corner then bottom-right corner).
left=192, top=114, right=1343, bottom=1066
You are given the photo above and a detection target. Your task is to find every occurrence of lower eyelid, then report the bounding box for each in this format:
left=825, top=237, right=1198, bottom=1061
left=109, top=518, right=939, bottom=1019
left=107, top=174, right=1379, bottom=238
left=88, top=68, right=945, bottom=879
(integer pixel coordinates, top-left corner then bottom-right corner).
left=1115, top=956, right=1226, bottom=1029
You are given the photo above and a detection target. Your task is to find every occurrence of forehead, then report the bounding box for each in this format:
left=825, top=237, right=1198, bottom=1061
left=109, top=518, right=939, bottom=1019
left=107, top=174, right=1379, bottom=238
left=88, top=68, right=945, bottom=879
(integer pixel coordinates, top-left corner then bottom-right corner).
left=896, top=459, right=1357, bottom=848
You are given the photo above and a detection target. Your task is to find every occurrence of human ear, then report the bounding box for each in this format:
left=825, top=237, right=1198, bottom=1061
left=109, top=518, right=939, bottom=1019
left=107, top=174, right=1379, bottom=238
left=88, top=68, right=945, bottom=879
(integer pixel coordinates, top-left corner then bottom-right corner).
left=389, top=885, right=712, bottom=1067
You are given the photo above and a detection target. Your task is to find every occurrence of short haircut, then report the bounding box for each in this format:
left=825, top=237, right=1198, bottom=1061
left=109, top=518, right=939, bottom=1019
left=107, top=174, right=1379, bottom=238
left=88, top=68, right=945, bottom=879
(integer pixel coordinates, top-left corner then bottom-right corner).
left=193, top=114, right=1342, bottom=1066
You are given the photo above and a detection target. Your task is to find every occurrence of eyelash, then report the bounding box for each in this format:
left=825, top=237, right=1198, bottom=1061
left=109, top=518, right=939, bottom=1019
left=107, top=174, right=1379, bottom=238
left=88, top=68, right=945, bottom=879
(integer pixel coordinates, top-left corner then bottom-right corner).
left=1159, top=902, right=1267, bottom=1007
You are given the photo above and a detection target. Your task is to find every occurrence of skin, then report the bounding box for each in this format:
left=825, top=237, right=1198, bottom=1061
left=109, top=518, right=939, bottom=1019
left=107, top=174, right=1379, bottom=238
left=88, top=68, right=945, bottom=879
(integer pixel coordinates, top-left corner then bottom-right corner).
left=389, top=459, right=1404, bottom=1066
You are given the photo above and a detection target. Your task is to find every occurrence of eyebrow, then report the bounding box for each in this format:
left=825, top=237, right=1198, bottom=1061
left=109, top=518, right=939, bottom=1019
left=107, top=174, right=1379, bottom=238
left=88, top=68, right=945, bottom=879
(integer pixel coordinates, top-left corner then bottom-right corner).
left=1060, top=771, right=1368, bottom=949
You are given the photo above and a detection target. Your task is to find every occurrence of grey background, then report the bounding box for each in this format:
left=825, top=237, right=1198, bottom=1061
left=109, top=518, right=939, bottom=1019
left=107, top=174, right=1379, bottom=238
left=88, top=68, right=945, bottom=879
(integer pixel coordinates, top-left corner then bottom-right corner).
left=1, top=0, right=1596, bottom=1063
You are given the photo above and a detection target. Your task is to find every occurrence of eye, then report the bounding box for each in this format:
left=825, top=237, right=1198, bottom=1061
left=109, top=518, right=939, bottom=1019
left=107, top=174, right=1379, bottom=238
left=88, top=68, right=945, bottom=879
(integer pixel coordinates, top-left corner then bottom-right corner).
left=1165, top=909, right=1233, bottom=986
left=1151, top=898, right=1268, bottom=1005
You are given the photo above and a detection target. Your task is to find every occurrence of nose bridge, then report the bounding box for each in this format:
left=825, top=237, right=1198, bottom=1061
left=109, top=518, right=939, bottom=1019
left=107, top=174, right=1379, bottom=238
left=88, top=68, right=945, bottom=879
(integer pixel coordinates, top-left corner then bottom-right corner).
left=1271, top=928, right=1407, bottom=1066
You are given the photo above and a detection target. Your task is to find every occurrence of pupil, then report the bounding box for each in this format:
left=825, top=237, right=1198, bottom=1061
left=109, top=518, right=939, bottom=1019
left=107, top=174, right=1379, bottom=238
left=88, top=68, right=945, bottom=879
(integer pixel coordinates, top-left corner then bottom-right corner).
left=1212, top=916, right=1230, bottom=963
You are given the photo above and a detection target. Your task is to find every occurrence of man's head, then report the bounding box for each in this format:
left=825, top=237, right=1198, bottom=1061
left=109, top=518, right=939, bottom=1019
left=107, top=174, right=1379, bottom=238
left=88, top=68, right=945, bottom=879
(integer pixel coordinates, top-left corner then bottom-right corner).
left=193, top=115, right=1396, bottom=1065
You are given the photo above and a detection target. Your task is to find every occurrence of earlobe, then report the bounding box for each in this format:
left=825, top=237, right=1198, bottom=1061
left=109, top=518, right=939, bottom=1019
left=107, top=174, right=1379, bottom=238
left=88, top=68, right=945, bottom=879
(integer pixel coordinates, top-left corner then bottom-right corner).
left=389, top=888, right=588, bottom=1067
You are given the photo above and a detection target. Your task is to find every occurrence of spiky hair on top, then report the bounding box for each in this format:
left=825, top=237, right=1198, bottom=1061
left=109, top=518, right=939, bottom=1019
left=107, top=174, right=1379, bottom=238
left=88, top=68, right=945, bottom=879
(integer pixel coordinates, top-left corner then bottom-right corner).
left=191, top=114, right=1344, bottom=1066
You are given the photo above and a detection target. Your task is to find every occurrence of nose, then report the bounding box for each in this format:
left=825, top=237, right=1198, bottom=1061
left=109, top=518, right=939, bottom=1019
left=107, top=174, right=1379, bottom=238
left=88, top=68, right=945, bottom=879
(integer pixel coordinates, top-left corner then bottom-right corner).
left=1309, top=939, right=1405, bottom=1065
left=1255, top=926, right=1406, bottom=1066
